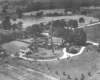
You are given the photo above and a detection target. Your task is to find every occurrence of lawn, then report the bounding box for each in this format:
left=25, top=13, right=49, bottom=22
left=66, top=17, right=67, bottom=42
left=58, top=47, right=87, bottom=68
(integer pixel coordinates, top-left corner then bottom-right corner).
left=2, top=40, right=63, bottom=60
left=2, top=39, right=100, bottom=80
left=5, top=43, right=100, bottom=80
left=83, top=24, right=100, bottom=43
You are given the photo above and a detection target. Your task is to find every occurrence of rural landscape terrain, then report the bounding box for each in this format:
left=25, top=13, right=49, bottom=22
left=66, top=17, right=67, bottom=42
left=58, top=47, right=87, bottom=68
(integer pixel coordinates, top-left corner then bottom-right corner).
left=0, top=0, right=100, bottom=80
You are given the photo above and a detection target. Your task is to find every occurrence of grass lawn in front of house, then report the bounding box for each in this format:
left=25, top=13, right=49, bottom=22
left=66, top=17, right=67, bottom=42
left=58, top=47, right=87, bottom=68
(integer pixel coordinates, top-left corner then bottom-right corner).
left=6, top=43, right=100, bottom=80
left=3, top=40, right=63, bottom=60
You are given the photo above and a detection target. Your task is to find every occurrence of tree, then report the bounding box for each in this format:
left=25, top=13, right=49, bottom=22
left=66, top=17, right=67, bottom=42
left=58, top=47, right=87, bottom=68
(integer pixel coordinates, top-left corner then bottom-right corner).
left=74, top=28, right=87, bottom=45
left=79, top=17, right=85, bottom=26
left=67, top=75, right=71, bottom=79
left=2, top=9, right=7, bottom=14
left=96, top=13, right=100, bottom=21
left=16, top=7, right=23, bottom=19
left=52, top=19, right=67, bottom=29
left=1, top=49, right=8, bottom=61
left=34, top=2, right=42, bottom=11
left=92, top=0, right=100, bottom=7
left=25, top=26, right=33, bottom=37
left=81, top=10, right=87, bottom=15
left=63, top=0, right=74, bottom=9
left=32, top=24, right=43, bottom=37
left=26, top=24, right=43, bottom=37
left=81, top=0, right=90, bottom=14
left=63, top=29, right=74, bottom=44
left=12, top=23, right=18, bottom=31
left=35, top=11, right=43, bottom=17
left=68, top=20, right=78, bottom=28
left=75, top=77, right=78, bottom=80
left=0, top=33, right=4, bottom=44
left=18, top=21, right=23, bottom=31
left=1, top=16, right=12, bottom=30
left=88, top=71, right=92, bottom=76
left=49, top=1, right=55, bottom=9
left=80, top=73, right=85, bottom=80
left=25, top=1, right=42, bottom=12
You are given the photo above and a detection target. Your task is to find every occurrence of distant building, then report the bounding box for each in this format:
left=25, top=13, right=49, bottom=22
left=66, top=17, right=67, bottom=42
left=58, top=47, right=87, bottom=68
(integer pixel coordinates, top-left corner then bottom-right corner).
left=48, top=37, right=64, bottom=45
left=42, top=30, right=50, bottom=37
left=67, top=11, right=72, bottom=15
left=19, top=46, right=30, bottom=55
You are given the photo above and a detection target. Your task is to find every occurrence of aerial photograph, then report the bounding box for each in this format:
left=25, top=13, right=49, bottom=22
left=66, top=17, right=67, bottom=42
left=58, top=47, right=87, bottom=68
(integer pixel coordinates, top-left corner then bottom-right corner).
left=0, top=0, right=100, bottom=80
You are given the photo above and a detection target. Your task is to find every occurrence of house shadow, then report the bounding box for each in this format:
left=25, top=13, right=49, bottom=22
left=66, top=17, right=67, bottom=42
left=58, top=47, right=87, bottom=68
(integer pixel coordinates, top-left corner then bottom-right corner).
left=77, top=42, right=93, bottom=46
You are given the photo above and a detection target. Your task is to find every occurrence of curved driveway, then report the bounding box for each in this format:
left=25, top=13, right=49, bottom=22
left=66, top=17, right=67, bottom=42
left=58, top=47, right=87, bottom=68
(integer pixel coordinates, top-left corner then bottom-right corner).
left=16, top=21, right=100, bottom=62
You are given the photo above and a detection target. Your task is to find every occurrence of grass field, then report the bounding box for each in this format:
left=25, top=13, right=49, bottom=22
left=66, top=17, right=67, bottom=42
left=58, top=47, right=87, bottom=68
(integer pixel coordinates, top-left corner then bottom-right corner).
left=84, top=24, right=100, bottom=43
left=4, top=44, right=100, bottom=80
left=0, top=15, right=98, bottom=28
left=1, top=38, right=100, bottom=80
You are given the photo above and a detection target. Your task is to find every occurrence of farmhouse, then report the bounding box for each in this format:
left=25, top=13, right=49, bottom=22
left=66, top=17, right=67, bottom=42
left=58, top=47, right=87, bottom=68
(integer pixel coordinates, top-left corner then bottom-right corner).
left=18, top=46, right=30, bottom=55
left=48, top=37, right=64, bottom=45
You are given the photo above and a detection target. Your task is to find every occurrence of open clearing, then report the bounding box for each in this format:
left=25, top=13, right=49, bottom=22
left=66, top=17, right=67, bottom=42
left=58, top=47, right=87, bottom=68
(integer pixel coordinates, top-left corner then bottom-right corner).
left=84, top=23, right=100, bottom=42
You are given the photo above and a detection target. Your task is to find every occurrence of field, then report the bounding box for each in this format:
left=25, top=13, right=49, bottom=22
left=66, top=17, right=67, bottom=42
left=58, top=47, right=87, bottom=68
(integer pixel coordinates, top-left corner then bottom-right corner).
left=0, top=15, right=98, bottom=28
left=1, top=37, right=100, bottom=80
left=0, top=8, right=100, bottom=80
left=84, top=24, right=100, bottom=42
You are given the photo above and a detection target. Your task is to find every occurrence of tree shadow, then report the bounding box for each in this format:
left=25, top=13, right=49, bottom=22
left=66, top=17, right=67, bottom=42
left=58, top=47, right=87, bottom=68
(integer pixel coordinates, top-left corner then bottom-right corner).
left=85, top=43, right=93, bottom=46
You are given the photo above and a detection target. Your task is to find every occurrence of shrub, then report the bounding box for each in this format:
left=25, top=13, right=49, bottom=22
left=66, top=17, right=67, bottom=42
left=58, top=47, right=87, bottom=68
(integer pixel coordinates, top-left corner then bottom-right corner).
left=13, top=18, right=17, bottom=21
left=88, top=71, right=92, bottom=76
left=75, top=77, right=78, bottom=80
left=79, top=17, right=85, bottom=23
left=69, top=48, right=78, bottom=54
left=81, top=10, right=87, bottom=15
left=36, top=11, right=43, bottom=17
left=68, top=20, right=78, bottom=28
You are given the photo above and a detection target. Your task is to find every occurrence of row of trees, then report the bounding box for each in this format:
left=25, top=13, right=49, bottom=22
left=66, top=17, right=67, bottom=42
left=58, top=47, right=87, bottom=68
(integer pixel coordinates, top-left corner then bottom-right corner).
left=17, top=0, right=100, bottom=10
left=0, top=30, right=30, bottom=45
left=46, top=12, right=64, bottom=17
left=1, top=16, right=23, bottom=30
